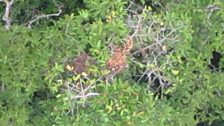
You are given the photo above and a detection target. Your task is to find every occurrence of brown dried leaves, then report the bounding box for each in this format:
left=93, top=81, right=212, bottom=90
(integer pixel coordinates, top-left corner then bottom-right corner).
left=65, top=36, right=133, bottom=77
left=66, top=53, right=93, bottom=74
left=106, top=36, right=133, bottom=75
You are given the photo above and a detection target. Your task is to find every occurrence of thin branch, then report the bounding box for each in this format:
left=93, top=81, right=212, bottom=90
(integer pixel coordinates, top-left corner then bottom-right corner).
left=27, top=3, right=63, bottom=28
left=131, top=26, right=182, bottom=56
left=205, top=5, right=222, bottom=25
left=71, top=93, right=100, bottom=99
left=129, top=7, right=147, bottom=38
left=0, top=84, right=5, bottom=92
left=0, top=0, right=14, bottom=29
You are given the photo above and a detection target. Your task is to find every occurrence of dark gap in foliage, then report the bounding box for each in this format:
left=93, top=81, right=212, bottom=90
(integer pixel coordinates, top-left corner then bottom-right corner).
left=129, top=0, right=165, bottom=12
left=197, top=119, right=224, bottom=126
left=9, top=118, right=14, bottom=125
left=12, top=0, right=87, bottom=26
left=208, top=51, right=222, bottom=71
left=1, top=99, right=7, bottom=107
left=28, top=88, right=55, bottom=120
left=0, top=73, right=3, bottom=92
left=132, top=53, right=148, bottom=84
left=28, top=96, right=55, bottom=125
left=0, top=2, right=4, bottom=9
left=131, top=44, right=173, bottom=99
left=145, top=0, right=165, bottom=12
left=84, top=43, right=92, bottom=54
left=132, top=72, right=148, bottom=84
left=81, top=18, right=95, bottom=25
left=20, top=87, right=26, bottom=93
left=149, top=73, right=171, bottom=99
left=30, top=1, right=51, bottom=12
left=0, top=1, right=5, bottom=25
left=132, top=68, right=171, bottom=99
left=25, top=41, right=32, bottom=48
left=197, top=121, right=209, bottom=126
left=32, top=88, right=53, bottom=101
left=195, top=108, right=209, bottom=126
left=61, top=0, right=86, bottom=15
left=126, top=0, right=156, bottom=18
left=210, top=120, right=224, bottom=126
left=130, top=51, right=147, bottom=83
left=196, top=106, right=223, bottom=126
left=181, top=56, right=187, bottom=63
left=192, top=70, right=200, bottom=75
left=46, top=21, right=56, bottom=27
left=191, top=70, right=202, bottom=91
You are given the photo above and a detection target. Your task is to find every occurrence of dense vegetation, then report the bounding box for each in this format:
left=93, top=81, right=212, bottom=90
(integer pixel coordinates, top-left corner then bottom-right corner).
left=0, top=0, right=224, bottom=125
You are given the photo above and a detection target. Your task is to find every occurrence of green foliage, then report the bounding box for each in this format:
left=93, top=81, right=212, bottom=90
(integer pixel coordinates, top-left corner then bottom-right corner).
left=163, top=0, right=224, bottom=125
left=0, top=0, right=224, bottom=126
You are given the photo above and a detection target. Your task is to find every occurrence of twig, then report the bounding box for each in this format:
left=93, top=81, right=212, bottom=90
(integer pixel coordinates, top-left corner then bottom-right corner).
left=0, top=84, right=5, bottom=91
left=205, top=5, right=222, bottom=25
left=27, top=3, right=63, bottom=28
left=131, top=26, right=182, bottom=56
left=71, top=93, right=100, bottom=99
left=129, top=7, right=147, bottom=38
left=0, top=0, right=14, bottom=29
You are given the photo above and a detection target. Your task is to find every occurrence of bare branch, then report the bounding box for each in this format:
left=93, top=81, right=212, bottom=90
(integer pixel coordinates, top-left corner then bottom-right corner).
left=126, top=1, right=183, bottom=97
left=128, top=7, right=147, bottom=39
left=205, top=5, right=222, bottom=25
left=0, top=0, right=14, bottom=29
left=71, top=93, right=100, bottom=99
left=0, top=83, right=5, bottom=92
left=27, top=3, right=63, bottom=28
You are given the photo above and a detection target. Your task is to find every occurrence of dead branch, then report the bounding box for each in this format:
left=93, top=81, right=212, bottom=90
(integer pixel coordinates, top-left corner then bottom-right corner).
left=27, top=3, right=62, bottom=28
left=128, top=6, right=146, bottom=39
left=205, top=5, right=222, bottom=25
left=62, top=74, right=103, bottom=115
left=0, top=0, right=14, bottom=29
left=126, top=1, right=183, bottom=98
left=71, top=93, right=99, bottom=99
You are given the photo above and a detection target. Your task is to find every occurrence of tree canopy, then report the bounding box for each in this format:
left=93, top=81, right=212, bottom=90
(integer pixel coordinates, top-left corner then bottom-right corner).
left=0, top=0, right=224, bottom=125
